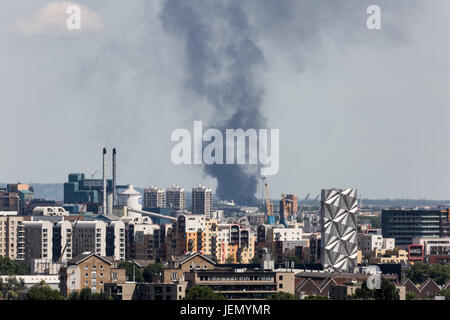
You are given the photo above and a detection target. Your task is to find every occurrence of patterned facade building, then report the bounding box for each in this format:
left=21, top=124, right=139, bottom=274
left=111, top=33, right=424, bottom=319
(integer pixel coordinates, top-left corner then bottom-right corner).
left=320, top=189, right=358, bottom=272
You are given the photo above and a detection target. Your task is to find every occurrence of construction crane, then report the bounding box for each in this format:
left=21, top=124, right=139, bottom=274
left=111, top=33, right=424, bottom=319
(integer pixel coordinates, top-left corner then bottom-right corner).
left=86, top=168, right=99, bottom=179
left=262, top=176, right=274, bottom=224
left=296, top=193, right=310, bottom=221
left=58, top=202, right=87, bottom=264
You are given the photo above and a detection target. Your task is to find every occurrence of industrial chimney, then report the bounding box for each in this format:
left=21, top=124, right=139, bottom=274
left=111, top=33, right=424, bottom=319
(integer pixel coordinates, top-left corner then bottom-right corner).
left=102, top=148, right=107, bottom=215
left=112, top=148, right=117, bottom=207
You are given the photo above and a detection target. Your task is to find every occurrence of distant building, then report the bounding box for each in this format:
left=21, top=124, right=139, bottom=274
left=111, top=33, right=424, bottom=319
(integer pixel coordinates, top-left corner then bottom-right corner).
left=192, top=185, right=212, bottom=217
left=357, top=233, right=395, bottom=257
left=320, top=189, right=358, bottom=272
left=382, top=209, right=449, bottom=247
left=166, top=185, right=186, bottom=212
left=0, top=184, right=34, bottom=214
left=143, top=186, right=166, bottom=209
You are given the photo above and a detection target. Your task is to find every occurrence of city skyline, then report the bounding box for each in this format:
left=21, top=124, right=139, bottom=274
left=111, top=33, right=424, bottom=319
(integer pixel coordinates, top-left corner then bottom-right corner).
left=1, top=1, right=450, bottom=201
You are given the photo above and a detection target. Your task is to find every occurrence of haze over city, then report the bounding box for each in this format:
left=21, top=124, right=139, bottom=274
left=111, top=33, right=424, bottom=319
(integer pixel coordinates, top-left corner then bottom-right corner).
left=1, top=0, right=450, bottom=201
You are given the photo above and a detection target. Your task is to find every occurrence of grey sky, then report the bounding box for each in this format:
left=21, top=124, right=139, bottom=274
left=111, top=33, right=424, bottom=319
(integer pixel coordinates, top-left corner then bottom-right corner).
left=0, top=1, right=449, bottom=200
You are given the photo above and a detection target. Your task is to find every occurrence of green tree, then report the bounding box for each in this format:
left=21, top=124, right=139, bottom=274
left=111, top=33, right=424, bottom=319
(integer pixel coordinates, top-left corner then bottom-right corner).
left=438, top=289, right=450, bottom=300
left=69, top=288, right=113, bottom=300
left=406, top=292, right=419, bottom=300
left=304, top=295, right=328, bottom=300
left=225, top=256, right=235, bottom=264
left=373, top=279, right=400, bottom=300
left=0, top=276, right=25, bottom=300
left=184, top=286, right=226, bottom=300
left=349, top=281, right=374, bottom=300
left=143, top=263, right=163, bottom=282
left=118, top=261, right=144, bottom=282
left=24, top=284, right=64, bottom=300
left=250, top=255, right=261, bottom=265
left=429, top=264, right=450, bottom=286
left=268, top=291, right=299, bottom=300
left=407, top=263, right=431, bottom=284
left=0, top=256, right=30, bottom=275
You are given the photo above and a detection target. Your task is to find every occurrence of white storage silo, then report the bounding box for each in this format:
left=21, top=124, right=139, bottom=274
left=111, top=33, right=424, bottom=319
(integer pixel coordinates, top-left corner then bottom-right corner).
left=118, top=185, right=142, bottom=212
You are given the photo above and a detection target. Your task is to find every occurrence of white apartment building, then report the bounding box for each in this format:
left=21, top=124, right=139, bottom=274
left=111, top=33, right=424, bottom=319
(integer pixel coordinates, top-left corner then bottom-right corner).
left=412, top=237, right=450, bottom=256
left=53, top=220, right=73, bottom=262
left=357, top=233, right=395, bottom=257
left=178, top=214, right=206, bottom=232
left=72, top=221, right=106, bottom=257
left=106, top=221, right=126, bottom=261
left=166, top=185, right=186, bottom=212
left=32, top=206, right=69, bottom=216
left=24, top=220, right=53, bottom=263
left=0, top=212, right=25, bottom=260
left=271, top=227, right=303, bottom=242
left=192, top=185, right=212, bottom=217
left=143, top=186, right=166, bottom=209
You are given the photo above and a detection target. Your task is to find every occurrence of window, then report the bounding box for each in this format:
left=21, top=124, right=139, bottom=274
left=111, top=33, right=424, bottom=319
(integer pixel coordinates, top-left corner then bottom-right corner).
left=279, top=284, right=283, bottom=289
left=85, top=273, right=88, bottom=277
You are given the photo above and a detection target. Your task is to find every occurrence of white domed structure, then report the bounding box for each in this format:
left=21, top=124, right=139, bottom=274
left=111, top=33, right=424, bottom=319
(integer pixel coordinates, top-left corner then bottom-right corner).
left=118, top=184, right=142, bottom=214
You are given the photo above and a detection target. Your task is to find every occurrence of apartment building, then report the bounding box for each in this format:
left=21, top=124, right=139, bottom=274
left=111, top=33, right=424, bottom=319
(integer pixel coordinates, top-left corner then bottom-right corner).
left=59, top=252, right=126, bottom=297
left=173, top=214, right=206, bottom=255
left=192, top=185, right=212, bottom=217
left=163, top=252, right=216, bottom=283
left=52, top=220, right=73, bottom=262
left=143, top=186, right=166, bottom=209
left=357, top=233, right=395, bottom=257
left=166, top=185, right=186, bottom=212
left=125, top=216, right=162, bottom=260
left=0, top=212, right=25, bottom=260
left=72, top=221, right=106, bottom=257
left=215, top=224, right=256, bottom=264
left=106, top=221, right=126, bottom=261
left=24, top=220, right=53, bottom=263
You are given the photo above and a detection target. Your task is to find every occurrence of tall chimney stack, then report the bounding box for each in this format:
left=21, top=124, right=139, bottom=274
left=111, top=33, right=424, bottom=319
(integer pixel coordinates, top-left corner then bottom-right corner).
left=102, top=148, right=107, bottom=215
left=112, top=148, right=117, bottom=207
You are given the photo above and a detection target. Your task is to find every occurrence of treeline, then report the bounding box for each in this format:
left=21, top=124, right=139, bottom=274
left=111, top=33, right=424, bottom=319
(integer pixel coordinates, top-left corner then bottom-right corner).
left=0, top=257, right=30, bottom=275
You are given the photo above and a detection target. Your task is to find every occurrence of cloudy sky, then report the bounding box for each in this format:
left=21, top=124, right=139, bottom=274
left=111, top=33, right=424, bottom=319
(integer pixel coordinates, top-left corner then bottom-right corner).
left=0, top=0, right=449, bottom=200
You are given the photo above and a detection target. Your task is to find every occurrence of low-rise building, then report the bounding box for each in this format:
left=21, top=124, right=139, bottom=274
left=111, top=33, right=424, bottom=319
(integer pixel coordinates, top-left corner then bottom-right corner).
left=59, top=252, right=126, bottom=298
left=184, top=268, right=295, bottom=299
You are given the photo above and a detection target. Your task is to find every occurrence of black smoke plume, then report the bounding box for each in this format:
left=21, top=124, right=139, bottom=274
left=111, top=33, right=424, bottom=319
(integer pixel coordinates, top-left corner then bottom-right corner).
left=161, top=0, right=266, bottom=205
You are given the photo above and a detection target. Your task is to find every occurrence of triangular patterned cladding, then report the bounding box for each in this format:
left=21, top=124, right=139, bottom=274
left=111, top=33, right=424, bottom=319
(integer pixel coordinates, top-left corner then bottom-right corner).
left=320, top=188, right=358, bottom=272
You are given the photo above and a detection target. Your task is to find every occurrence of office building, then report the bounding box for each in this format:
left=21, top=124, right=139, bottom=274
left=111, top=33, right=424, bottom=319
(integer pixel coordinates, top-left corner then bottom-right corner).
left=192, top=185, right=212, bottom=217
left=382, top=209, right=449, bottom=246
left=320, top=188, right=358, bottom=272
left=143, top=186, right=165, bottom=209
